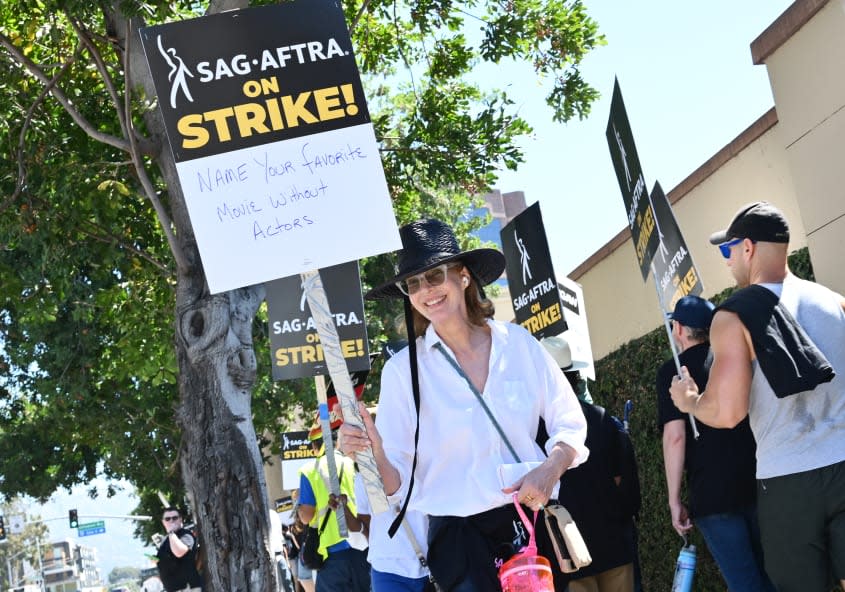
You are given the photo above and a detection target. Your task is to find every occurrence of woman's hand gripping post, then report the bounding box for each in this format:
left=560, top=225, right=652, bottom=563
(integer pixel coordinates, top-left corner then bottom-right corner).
left=334, top=402, right=402, bottom=497
left=335, top=401, right=380, bottom=461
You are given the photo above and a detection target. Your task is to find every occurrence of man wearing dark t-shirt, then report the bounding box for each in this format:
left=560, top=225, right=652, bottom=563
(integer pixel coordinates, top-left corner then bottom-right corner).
left=156, top=507, right=203, bottom=592
left=657, top=296, right=773, bottom=591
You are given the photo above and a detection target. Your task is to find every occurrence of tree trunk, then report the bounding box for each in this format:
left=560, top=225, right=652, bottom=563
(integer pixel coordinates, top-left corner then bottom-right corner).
left=119, top=1, right=276, bottom=590
left=176, top=278, right=273, bottom=592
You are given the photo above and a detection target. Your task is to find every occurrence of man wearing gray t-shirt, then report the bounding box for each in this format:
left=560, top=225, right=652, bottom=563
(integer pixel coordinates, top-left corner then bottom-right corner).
left=670, top=202, right=845, bottom=592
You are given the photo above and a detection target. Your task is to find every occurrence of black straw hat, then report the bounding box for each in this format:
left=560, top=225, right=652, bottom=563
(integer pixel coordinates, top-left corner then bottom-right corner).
left=365, top=219, right=506, bottom=300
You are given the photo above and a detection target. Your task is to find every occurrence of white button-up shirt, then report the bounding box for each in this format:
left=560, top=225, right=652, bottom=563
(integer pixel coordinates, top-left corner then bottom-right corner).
left=354, top=474, right=430, bottom=579
left=375, top=319, right=589, bottom=517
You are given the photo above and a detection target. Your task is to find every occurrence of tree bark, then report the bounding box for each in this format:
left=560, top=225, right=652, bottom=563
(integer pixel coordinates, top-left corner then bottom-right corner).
left=118, top=1, right=276, bottom=590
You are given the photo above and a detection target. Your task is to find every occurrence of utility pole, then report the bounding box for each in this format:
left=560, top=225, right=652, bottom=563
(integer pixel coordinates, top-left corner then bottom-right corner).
left=36, top=538, right=45, bottom=592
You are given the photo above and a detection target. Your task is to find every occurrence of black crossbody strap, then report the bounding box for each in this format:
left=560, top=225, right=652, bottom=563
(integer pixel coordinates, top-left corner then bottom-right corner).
left=388, top=298, right=422, bottom=538
left=317, top=507, right=332, bottom=534
left=433, top=342, right=521, bottom=463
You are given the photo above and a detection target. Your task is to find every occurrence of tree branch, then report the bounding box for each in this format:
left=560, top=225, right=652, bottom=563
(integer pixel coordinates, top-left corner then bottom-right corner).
left=348, top=0, right=373, bottom=34
left=66, top=13, right=130, bottom=142
left=79, top=221, right=172, bottom=276
left=1, top=51, right=77, bottom=214
left=0, top=31, right=131, bottom=153
left=207, top=0, right=249, bottom=14
left=122, top=20, right=190, bottom=272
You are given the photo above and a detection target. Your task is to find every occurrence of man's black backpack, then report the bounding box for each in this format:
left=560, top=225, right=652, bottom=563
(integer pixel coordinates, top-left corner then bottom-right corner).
left=608, top=413, right=641, bottom=520
left=300, top=510, right=331, bottom=570
left=300, top=460, right=347, bottom=570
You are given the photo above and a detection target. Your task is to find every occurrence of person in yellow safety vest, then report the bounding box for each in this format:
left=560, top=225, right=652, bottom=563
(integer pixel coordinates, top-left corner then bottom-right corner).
left=298, top=443, right=370, bottom=592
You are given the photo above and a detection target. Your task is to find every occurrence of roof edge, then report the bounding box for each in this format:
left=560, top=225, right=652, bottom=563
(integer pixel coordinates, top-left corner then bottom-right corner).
left=750, top=0, right=829, bottom=65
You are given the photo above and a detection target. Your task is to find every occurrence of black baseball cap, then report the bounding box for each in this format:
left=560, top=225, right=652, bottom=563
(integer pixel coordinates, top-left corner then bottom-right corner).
left=708, top=201, right=790, bottom=245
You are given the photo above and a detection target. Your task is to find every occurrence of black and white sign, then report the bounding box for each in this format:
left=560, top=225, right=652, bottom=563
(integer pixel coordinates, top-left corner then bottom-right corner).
left=606, top=78, right=660, bottom=280
left=501, top=202, right=567, bottom=339
left=266, top=260, right=370, bottom=380
left=650, top=182, right=703, bottom=309
left=279, top=429, right=321, bottom=491
left=558, top=276, right=596, bottom=381
left=140, top=2, right=400, bottom=293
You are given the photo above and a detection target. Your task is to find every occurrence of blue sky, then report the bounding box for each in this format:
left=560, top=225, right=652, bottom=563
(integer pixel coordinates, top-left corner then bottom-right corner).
left=488, top=0, right=794, bottom=276
left=35, top=478, right=154, bottom=582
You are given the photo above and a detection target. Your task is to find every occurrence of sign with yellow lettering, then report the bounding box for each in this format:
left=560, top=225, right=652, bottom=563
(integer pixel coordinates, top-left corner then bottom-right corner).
left=139, top=2, right=400, bottom=293
left=280, top=431, right=319, bottom=462
left=605, top=78, right=659, bottom=281
left=650, top=181, right=703, bottom=309
left=501, top=203, right=567, bottom=339
left=279, top=431, right=319, bottom=489
left=266, top=260, right=370, bottom=380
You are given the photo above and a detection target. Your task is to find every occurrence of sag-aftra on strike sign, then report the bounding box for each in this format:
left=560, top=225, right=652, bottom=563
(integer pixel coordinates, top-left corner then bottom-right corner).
left=140, top=2, right=400, bottom=293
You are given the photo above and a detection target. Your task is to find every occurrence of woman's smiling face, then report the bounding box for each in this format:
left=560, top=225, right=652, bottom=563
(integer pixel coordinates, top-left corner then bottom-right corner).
left=408, top=263, right=469, bottom=326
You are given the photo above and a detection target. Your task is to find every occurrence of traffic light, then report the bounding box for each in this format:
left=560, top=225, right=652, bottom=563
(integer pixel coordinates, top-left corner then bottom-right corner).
left=68, top=509, right=78, bottom=528
left=0, top=516, right=6, bottom=541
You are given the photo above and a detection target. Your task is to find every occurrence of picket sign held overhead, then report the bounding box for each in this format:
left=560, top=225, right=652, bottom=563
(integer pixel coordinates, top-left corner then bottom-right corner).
left=140, top=1, right=401, bottom=515
left=605, top=79, right=703, bottom=438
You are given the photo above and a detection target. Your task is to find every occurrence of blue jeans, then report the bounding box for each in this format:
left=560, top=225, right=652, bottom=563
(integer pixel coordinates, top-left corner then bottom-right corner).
left=696, top=505, right=776, bottom=592
left=371, top=568, right=429, bottom=592
left=315, top=548, right=371, bottom=592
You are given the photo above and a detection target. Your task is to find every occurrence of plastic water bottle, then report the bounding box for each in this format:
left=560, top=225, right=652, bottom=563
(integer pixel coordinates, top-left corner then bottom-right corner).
left=671, top=544, right=696, bottom=592
left=498, top=552, right=554, bottom=592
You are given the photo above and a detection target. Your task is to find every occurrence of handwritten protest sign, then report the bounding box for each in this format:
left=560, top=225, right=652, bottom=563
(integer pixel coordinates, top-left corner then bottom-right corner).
left=140, top=2, right=400, bottom=293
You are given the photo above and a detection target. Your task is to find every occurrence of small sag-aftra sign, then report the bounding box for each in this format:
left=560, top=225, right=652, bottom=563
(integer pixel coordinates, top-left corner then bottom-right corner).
left=501, top=202, right=567, bottom=339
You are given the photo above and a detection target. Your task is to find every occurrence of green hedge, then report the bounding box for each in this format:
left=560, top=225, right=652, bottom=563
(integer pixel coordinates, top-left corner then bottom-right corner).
left=588, top=248, right=814, bottom=590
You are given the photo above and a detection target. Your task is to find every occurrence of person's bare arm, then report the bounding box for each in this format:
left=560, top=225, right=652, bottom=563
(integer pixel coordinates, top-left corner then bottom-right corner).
left=662, top=420, right=692, bottom=535
left=167, top=531, right=190, bottom=558
left=502, top=441, right=576, bottom=510
left=298, top=503, right=316, bottom=526
left=671, top=310, right=753, bottom=428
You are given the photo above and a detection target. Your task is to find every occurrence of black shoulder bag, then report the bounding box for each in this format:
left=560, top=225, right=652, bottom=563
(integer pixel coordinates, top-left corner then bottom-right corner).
left=300, top=462, right=345, bottom=570
left=300, top=510, right=331, bottom=570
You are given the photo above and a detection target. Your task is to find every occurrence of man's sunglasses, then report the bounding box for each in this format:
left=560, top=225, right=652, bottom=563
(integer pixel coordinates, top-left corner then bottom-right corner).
left=396, top=263, right=460, bottom=296
left=718, top=238, right=745, bottom=259
left=163, top=515, right=181, bottom=522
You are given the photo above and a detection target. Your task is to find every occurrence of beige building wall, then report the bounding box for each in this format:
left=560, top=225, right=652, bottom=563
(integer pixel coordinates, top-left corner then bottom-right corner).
left=567, top=0, right=845, bottom=360
left=753, top=0, right=845, bottom=294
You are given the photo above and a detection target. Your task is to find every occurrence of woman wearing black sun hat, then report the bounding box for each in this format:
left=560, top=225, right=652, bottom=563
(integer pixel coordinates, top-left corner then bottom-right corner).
left=339, top=218, right=588, bottom=591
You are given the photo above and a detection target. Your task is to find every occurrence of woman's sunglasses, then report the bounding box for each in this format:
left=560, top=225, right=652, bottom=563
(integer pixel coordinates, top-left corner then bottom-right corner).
left=396, top=263, right=461, bottom=296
